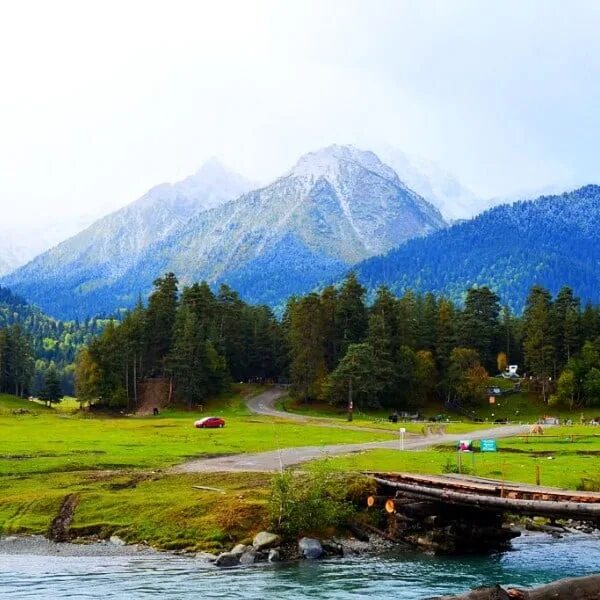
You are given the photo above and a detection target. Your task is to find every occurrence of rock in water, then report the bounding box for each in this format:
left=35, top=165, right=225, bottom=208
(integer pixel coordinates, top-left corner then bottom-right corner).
left=195, top=552, right=218, bottom=562
left=239, top=548, right=258, bottom=565
left=230, top=544, right=248, bottom=556
left=298, top=537, right=323, bottom=559
left=109, top=536, right=126, bottom=546
left=252, top=532, right=281, bottom=551
left=268, top=549, right=281, bottom=563
left=215, top=552, right=240, bottom=568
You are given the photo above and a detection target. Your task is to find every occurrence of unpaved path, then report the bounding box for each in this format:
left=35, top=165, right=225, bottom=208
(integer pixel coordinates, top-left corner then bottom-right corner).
left=172, top=388, right=531, bottom=473
left=246, top=387, right=404, bottom=435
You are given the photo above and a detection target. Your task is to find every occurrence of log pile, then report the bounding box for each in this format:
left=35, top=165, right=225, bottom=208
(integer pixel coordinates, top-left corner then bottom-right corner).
left=429, top=573, right=600, bottom=599
left=369, top=472, right=600, bottom=520
left=370, top=496, right=520, bottom=554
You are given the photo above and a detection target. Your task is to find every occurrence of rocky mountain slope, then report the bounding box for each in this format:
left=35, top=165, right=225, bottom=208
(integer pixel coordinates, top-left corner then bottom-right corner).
left=4, top=146, right=445, bottom=318
left=2, top=159, right=254, bottom=316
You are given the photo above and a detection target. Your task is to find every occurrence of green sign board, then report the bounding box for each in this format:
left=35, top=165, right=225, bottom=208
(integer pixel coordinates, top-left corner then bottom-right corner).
left=480, top=439, right=497, bottom=452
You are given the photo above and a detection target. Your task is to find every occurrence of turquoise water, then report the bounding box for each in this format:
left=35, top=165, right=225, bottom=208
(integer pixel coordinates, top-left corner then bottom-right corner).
left=1, top=535, right=599, bottom=599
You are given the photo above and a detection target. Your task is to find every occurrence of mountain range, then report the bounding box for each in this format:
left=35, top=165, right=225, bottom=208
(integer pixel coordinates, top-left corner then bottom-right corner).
left=2, top=146, right=445, bottom=318
left=3, top=144, right=599, bottom=319
left=353, top=184, right=600, bottom=311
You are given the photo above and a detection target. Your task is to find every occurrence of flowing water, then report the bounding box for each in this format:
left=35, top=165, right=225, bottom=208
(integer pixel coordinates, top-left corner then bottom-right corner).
left=1, top=534, right=599, bottom=599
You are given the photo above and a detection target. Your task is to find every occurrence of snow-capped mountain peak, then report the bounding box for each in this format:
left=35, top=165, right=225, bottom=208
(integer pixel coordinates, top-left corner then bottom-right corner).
left=289, top=144, right=399, bottom=187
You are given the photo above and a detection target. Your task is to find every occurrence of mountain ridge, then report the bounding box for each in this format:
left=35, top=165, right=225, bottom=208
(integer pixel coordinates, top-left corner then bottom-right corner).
left=351, top=184, right=600, bottom=311
left=3, top=145, right=445, bottom=318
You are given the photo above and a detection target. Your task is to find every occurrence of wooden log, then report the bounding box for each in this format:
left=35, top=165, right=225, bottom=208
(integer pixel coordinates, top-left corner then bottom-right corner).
left=366, top=495, right=394, bottom=508
left=373, top=477, right=600, bottom=519
left=428, top=573, right=600, bottom=599
left=346, top=522, right=370, bottom=542
left=401, top=501, right=443, bottom=518
left=192, top=485, right=225, bottom=493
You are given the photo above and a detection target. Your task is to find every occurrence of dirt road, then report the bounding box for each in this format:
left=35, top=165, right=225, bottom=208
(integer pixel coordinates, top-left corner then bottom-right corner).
left=172, top=388, right=531, bottom=473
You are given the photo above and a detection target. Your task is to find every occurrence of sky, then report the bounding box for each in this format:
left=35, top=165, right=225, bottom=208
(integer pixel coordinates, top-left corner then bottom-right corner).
left=1, top=0, right=600, bottom=227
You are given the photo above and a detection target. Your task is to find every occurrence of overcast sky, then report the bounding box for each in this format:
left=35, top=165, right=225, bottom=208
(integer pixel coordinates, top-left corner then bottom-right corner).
left=2, top=0, right=600, bottom=226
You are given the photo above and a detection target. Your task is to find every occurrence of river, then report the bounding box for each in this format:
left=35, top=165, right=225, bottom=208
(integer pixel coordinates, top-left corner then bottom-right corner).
left=1, top=534, right=599, bottom=599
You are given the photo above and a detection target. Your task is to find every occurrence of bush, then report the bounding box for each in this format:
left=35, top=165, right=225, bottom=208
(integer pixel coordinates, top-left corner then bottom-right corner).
left=442, top=456, right=474, bottom=475
left=269, top=464, right=360, bottom=537
left=578, top=476, right=600, bottom=492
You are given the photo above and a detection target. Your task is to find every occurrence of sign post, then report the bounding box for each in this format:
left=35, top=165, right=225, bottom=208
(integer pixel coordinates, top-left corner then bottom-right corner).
left=399, top=427, right=406, bottom=450
left=480, top=439, right=497, bottom=452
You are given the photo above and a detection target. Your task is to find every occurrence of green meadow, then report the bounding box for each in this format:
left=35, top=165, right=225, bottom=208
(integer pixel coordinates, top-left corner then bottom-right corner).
left=316, top=426, right=600, bottom=491
left=0, top=389, right=393, bottom=550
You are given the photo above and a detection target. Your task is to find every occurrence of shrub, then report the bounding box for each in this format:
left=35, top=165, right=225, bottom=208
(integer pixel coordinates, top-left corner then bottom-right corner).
left=269, top=464, right=358, bottom=537
left=442, top=456, right=473, bottom=475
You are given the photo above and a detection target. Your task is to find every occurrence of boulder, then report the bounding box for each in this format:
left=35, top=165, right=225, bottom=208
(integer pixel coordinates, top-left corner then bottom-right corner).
left=239, top=548, right=258, bottom=565
left=268, top=548, right=281, bottom=563
left=109, top=535, right=126, bottom=546
left=215, top=552, right=240, bottom=568
left=252, top=531, right=281, bottom=551
left=321, top=540, right=344, bottom=557
left=196, top=552, right=218, bottom=562
left=230, top=544, right=248, bottom=556
left=298, top=537, right=323, bottom=559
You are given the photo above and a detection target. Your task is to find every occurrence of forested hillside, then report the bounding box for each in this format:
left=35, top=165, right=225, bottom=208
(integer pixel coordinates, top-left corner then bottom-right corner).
left=75, top=274, right=286, bottom=409
left=353, top=185, right=600, bottom=311
left=79, top=272, right=600, bottom=414
left=0, top=286, right=107, bottom=395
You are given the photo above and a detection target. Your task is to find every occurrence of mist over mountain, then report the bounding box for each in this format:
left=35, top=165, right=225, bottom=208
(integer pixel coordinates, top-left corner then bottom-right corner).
left=3, top=145, right=445, bottom=318
left=351, top=185, right=600, bottom=311
left=2, top=159, right=254, bottom=316
left=376, top=146, right=484, bottom=221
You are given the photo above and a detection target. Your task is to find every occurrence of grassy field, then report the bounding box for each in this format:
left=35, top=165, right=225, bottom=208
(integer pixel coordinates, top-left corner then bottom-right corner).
left=0, top=388, right=394, bottom=550
left=276, top=397, right=504, bottom=434
left=0, top=469, right=272, bottom=551
left=315, top=425, right=600, bottom=490
left=0, top=389, right=394, bottom=477
left=3, top=386, right=599, bottom=551
left=279, top=377, right=600, bottom=427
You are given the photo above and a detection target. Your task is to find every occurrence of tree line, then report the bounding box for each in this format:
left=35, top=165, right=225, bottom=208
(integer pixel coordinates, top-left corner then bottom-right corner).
left=73, top=272, right=600, bottom=413
left=75, top=274, right=285, bottom=409
left=0, top=285, right=110, bottom=396
left=288, top=277, right=600, bottom=411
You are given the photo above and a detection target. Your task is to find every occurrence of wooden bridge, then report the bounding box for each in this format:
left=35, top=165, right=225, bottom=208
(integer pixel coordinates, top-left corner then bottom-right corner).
left=368, top=472, right=600, bottom=519
left=364, top=472, right=600, bottom=554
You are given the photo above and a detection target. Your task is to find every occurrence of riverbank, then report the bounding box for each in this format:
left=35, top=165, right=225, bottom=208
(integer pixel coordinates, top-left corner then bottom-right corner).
left=2, top=532, right=600, bottom=600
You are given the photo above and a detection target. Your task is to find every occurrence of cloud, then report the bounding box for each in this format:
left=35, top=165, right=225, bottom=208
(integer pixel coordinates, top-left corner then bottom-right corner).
left=1, top=0, right=599, bottom=225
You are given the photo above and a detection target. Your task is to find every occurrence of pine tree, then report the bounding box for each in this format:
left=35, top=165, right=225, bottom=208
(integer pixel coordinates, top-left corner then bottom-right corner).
left=144, top=273, right=179, bottom=376
left=458, top=287, right=500, bottom=370
left=335, top=273, right=367, bottom=358
left=39, top=365, right=63, bottom=407
left=522, top=286, right=555, bottom=401
left=289, top=294, right=327, bottom=402
left=366, top=312, right=396, bottom=405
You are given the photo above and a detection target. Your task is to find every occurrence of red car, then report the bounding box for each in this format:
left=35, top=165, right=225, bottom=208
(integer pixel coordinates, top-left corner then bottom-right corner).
left=194, top=416, right=225, bottom=429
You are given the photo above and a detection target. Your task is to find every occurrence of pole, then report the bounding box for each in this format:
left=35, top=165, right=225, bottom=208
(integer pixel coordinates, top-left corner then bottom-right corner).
left=399, top=427, right=406, bottom=450
left=535, top=464, right=541, bottom=486
left=347, top=377, right=353, bottom=421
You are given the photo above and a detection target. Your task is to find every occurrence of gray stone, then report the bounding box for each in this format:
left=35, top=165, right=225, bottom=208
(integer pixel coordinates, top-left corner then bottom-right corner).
left=252, top=531, right=281, bottom=551
left=196, top=551, right=218, bottom=562
left=321, top=539, right=343, bottom=557
left=268, top=548, right=281, bottom=562
left=109, top=536, right=125, bottom=546
left=215, top=552, right=240, bottom=568
left=230, top=544, right=248, bottom=556
left=239, top=548, right=258, bottom=565
left=298, top=537, right=323, bottom=559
